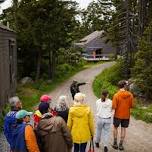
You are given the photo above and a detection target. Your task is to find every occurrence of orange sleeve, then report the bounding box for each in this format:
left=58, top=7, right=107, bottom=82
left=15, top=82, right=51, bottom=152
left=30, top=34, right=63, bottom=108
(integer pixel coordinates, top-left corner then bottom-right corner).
left=25, top=125, right=40, bottom=152
left=130, top=93, right=134, bottom=108
left=112, top=94, right=117, bottom=109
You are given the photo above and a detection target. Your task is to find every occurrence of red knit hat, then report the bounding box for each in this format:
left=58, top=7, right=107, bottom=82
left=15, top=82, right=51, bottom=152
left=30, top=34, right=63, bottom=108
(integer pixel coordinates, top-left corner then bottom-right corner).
left=40, top=95, right=52, bottom=102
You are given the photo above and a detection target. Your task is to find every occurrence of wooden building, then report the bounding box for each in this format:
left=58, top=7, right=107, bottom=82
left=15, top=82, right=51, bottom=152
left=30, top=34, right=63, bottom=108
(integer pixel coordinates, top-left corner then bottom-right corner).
left=74, top=31, right=116, bottom=61
left=0, top=24, right=17, bottom=110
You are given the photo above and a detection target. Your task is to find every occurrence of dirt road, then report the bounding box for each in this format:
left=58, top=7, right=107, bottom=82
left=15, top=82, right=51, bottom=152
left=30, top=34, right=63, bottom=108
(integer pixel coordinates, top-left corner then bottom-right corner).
left=49, top=62, right=152, bottom=152
left=1, top=62, right=152, bottom=152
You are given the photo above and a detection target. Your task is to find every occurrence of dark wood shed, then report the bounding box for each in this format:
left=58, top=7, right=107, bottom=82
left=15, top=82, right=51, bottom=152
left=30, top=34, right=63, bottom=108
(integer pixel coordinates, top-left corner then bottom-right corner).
left=0, top=24, right=17, bottom=110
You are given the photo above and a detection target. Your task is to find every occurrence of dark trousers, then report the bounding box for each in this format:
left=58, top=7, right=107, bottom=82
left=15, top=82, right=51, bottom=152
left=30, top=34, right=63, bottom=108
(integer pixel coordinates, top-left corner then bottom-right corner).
left=74, top=143, right=87, bottom=152
left=71, top=93, right=75, bottom=100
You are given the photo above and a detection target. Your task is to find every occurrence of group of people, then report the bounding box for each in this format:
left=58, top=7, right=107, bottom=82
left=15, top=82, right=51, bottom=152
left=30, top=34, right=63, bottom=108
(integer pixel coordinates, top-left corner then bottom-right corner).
left=3, top=79, right=134, bottom=152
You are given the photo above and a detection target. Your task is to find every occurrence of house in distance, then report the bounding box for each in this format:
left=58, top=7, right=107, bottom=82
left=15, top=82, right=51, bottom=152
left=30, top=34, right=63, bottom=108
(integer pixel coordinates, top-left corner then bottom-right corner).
left=74, top=31, right=116, bottom=61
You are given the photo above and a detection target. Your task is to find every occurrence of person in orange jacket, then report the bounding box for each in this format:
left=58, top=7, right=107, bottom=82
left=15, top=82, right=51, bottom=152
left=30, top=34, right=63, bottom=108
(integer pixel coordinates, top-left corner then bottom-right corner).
left=12, top=110, right=40, bottom=152
left=112, top=80, right=134, bottom=151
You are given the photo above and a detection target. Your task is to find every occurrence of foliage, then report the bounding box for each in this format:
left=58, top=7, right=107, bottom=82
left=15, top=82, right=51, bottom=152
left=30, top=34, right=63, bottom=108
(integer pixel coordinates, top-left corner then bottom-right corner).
left=132, top=102, right=152, bottom=123
left=132, top=21, right=152, bottom=99
left=0, top=104, right=10, bottom=132
left=93, top=61, right=123, bottom=98
left=0, top=0, right=80, bottom=80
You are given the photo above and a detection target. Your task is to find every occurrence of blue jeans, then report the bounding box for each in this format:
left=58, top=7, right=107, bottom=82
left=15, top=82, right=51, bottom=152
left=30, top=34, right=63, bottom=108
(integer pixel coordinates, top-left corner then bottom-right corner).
left=74, top=143, right=87, bottom=152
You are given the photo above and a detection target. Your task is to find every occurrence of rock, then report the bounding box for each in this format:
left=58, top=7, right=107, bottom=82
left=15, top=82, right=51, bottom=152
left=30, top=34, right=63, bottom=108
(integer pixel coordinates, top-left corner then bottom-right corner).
left=46, top=79, right=52, bottom=83
left=20, top=77, right=34, bottom=85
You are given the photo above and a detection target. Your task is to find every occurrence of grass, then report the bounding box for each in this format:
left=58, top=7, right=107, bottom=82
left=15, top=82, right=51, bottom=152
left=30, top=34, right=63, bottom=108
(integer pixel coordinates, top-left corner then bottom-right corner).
left=93, top=62, right=122, bottom=98
left=93, top=61, right=152, bottom=123
left=131, top=101, right=152, bottom=123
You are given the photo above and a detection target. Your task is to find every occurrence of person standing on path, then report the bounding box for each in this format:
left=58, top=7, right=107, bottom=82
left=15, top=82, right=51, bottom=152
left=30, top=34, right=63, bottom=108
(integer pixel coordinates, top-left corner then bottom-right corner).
left=67, top=92, right=94, bottom=152
left=33, top=94, right=55, bottom=128
left=36, top=102, right=73, bottom=152
left=112, top=80, right=134, bottom=151
left=12, top=110, right=40, bottom=152
left=4, top=96, right=22, bottom=151
left=95, top=90, right=112, bottom=152
left=70, top=80, right=86, bottom=100
left=55, top=95, right=69, bottom=123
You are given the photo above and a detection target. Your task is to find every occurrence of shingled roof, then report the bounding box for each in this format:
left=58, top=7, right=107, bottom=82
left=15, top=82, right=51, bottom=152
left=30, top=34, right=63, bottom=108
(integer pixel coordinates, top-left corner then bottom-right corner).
left=75, top=31, right=104, bottom=47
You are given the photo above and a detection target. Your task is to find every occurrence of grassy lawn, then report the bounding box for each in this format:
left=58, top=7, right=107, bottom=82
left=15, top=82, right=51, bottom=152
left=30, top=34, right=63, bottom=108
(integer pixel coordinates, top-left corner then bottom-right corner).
left=93, top=62, right=152, bottom=123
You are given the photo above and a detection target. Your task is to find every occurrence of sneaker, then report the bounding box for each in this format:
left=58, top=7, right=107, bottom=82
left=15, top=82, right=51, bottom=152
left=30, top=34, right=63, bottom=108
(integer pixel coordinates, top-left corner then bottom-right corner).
left=112, top=142, right=118, bottom=150
left=104, top=146, right=108, bottom=152
left=119, top=144, right=124, bottom=151
left=95, top=143, right=99, bottom=148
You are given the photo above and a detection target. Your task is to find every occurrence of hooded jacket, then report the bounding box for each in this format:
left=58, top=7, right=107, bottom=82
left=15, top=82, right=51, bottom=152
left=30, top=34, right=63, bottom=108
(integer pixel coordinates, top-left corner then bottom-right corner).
left=112, top=89, right=134, bottom=119
left=67, top=103, right=94, bottom=143
left=12, top=123, right=40, bottom=152
left=4, top=111, right=17, bottom=149
left=36, top=115, right=73, bottom=152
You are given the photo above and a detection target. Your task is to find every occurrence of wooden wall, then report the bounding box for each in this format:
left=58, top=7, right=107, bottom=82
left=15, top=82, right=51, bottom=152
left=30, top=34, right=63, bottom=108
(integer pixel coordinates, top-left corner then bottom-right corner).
left=0, top=27, right=17, bottom=110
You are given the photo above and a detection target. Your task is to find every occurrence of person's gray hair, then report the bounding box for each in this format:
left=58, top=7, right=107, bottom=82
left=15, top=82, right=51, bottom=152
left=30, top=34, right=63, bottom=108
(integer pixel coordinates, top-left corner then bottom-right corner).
left=56, top=95, right=68, bottom=111
left=9, top=96, right=20, bottom=107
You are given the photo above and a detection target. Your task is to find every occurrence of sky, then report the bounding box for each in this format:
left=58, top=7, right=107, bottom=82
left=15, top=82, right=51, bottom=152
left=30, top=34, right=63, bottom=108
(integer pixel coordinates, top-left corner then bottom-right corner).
left=0, top=0, right=94, bottom=13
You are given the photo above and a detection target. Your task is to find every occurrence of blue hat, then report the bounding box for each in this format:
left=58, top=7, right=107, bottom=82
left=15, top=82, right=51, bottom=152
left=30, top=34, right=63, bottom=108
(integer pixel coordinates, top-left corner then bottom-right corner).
left=16, top=110, right=33, bottom=119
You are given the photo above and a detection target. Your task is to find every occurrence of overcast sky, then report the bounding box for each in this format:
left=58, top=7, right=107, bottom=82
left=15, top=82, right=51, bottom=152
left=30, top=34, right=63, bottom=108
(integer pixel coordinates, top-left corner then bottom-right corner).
left=0, top=0, right=94, bottom=12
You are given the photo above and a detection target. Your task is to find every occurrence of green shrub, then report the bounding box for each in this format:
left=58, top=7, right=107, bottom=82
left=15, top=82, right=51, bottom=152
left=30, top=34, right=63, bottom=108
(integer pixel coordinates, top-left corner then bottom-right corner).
left=131, top=102, right=152, bottom=123
left=93, top=61, right=123, bottom=99
left=55, top=64, right=74, bottom=78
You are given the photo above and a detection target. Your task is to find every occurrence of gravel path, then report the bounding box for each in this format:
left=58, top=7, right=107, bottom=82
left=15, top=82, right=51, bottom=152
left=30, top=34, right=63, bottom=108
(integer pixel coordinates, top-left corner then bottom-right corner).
left=1, top=62, right=152, bottom=152
left=49, top=62, right=152, bottom=152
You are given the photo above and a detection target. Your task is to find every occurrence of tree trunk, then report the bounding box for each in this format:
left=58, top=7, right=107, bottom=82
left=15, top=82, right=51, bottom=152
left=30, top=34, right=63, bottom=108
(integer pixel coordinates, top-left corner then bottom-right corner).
left=35, top=49, right=42, bottom=80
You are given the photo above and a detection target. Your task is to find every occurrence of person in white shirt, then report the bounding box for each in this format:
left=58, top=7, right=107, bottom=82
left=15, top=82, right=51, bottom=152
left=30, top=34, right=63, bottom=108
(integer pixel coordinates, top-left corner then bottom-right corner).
left=95, top=90, right=112, bottom=152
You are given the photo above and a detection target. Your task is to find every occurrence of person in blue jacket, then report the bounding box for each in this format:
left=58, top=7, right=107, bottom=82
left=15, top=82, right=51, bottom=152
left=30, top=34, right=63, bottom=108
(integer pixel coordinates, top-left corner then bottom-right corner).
left=4, top=96, right=22, bottom=151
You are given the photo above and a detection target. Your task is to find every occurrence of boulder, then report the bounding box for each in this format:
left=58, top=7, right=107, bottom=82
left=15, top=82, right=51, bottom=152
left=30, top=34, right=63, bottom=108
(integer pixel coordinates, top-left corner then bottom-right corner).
left=20, top=77, right=34, bottom=85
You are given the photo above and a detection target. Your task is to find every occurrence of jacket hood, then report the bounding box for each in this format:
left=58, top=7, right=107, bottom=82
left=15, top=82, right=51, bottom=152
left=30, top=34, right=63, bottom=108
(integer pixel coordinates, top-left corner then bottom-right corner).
left=70, top=104, right=90, bottom=118
left=37, top=116, right=62, bottom=136
left=117, top=90, right=132, bottom=99
left=5, top=111, right=17, bottom=125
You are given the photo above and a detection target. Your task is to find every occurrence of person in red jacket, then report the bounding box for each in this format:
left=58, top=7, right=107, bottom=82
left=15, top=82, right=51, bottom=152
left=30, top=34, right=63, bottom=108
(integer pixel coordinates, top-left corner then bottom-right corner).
left=33, top=95, right=52, bottom=128
left=112, top=80, right=134, bottom=151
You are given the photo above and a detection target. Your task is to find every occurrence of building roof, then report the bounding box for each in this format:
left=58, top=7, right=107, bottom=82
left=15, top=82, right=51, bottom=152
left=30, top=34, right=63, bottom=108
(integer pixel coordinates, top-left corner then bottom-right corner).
left=74, top=30, right=115, bottom=54
left=0, top=24, right=14, bottom=32
left=75, top=31, right=104, bottom=47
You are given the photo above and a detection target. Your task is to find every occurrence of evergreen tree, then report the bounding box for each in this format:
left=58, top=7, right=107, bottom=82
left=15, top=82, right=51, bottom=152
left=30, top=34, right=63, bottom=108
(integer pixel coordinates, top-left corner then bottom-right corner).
left=132, top=21, right=152, bottom=99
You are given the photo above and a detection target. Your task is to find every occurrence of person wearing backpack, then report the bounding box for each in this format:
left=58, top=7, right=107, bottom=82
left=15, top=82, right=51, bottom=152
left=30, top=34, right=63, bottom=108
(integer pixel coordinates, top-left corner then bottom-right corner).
left=12, top=110, right=40, bottom=152
left=4, top=96, right=22, bottom=151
